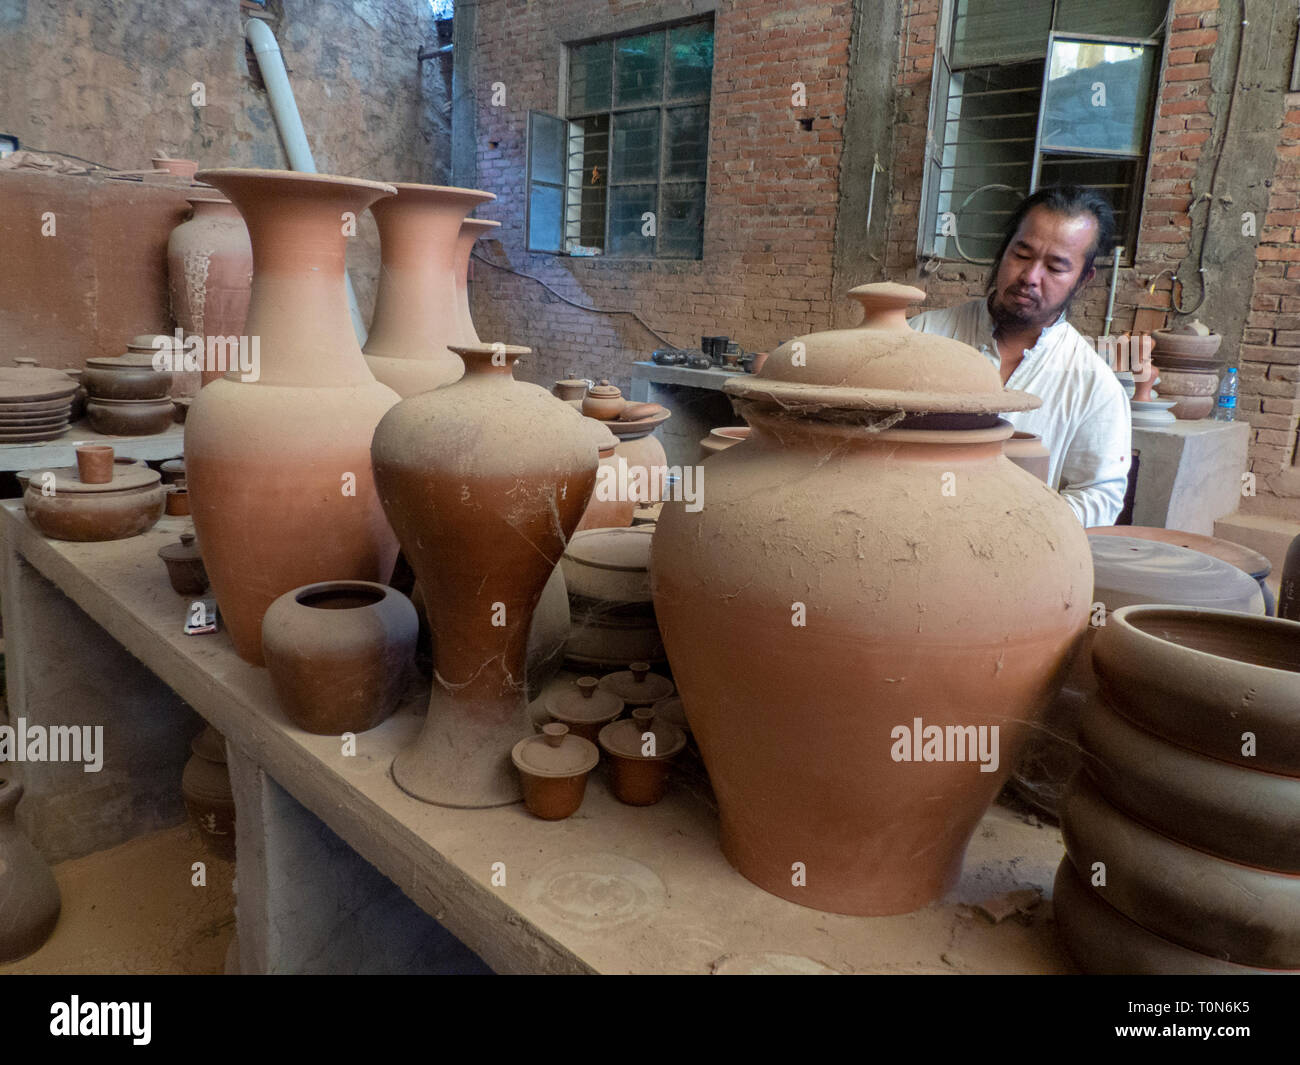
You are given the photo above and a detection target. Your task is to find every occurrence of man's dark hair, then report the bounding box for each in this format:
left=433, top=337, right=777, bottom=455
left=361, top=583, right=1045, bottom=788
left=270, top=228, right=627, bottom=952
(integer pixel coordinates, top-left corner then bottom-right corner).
left=986, top=185, right=1117, bottom=291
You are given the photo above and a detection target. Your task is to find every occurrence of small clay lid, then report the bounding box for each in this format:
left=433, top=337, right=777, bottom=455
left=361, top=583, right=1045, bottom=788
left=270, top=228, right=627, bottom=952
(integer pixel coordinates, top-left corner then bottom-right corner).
left=726, top=283, right=1040, bottom=416
left=598, top=662, right=675, bottom=705
left=1087, top=526, right=1271, bottom=580
left=1090, top=536, right=1264, bottom=614
left=28, top=464, right=161, bottom=494
left=159, top=532, right=202, bottom=562
left=0, top=367, right=79, bottom=402
left=547, top=676, right=624, bottom=725
left=87, top=350, right=172, bottom=371
left=565, top=527, right=655, bottom=572
left=587, top=379, right=622, bottom=399
left=598, top=707, right=685, bottom=761
left=512, top=723, right=599, bottom=778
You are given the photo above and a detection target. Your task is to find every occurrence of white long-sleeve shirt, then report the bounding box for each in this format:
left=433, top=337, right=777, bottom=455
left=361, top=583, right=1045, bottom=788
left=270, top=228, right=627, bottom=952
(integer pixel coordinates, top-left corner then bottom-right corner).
left=908, top=298, right=1132, bottom=527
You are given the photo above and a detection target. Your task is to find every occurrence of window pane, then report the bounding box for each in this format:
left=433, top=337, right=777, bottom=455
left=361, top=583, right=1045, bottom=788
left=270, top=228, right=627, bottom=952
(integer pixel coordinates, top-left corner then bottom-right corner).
left=665, top=105, right=708, bottom=180
left=611, top=109, right=660, bottom=183
left=615, top=32, right=664, bottom=106
left=529, top=111, right=566, bottom=185
left=951, top=0, right=1052, bottom=66
left=608, top=184, right=656, bottom=255
left=658, top=181, right=705, bottom=258
left=1037, top=154, right=1139, bottom=260
left=667, top=22, right=713, bottom=98
left=568, top=40, right=612, bottom=114
left=572, top=115, right=608, bottom=249
left=528, top=182, right=564, bottom=253
left=1041, top=40, right=1158, bottom=155
left=1056, top=0, right=1168, bottom=39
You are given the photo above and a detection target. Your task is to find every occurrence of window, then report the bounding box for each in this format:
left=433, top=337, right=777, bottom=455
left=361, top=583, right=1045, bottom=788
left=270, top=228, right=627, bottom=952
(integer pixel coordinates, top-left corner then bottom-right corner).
left=920, top=0, right=1169, bottom=263
left=526, top=19, right=714, bottom=258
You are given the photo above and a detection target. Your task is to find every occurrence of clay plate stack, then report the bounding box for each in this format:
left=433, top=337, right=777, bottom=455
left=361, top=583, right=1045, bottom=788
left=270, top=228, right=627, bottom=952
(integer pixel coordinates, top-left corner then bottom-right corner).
left=0, top=368, right=78, bottom=442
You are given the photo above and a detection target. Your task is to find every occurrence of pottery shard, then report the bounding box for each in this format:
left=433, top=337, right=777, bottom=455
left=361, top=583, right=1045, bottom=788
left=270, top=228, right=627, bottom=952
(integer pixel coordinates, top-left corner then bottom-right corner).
left=969, top=887, right=1043, bottom=925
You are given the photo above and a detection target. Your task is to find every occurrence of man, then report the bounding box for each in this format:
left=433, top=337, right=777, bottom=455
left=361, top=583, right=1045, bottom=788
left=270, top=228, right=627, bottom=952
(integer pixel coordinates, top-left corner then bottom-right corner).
left=909, top=186, right=1131, bottom=527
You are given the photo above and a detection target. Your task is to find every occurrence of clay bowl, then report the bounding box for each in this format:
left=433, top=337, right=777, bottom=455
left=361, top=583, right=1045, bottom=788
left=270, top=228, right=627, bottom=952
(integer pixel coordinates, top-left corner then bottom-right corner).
left=0, top=425, right=68, bottom=443
left=545, top=676, right=624, bottom=742
left=1061, top=777, right=1300, bottom=969
left=1052, top=858, right=1288, bottom=974
left=1078, top=695, right=1300, bottom=871
left=619, top=402, right=665, bottom=422
left=606, top=407, right=671, bottom=438
left=86, top=397, right=175, bottom=435
left=598, top=707, right=685, bottom=806
left=261, top=581, right=418, bottom=736
left=1168, top=394, right=1215, bottom=420
left=1092, top=606, right=1300, bottom=776
left=1150, top=351, right=1224, bottom=372
left=83, top=352, right=173, bottom=400
left=158, top=532, right=209, bottom=596
left=511, top=723, right=600, bottom=820
left=23, top=465, right=165, bottom=542
left=1151, top=330, right=1222, bottom=360
left=699, top=425, right=750, bottom=460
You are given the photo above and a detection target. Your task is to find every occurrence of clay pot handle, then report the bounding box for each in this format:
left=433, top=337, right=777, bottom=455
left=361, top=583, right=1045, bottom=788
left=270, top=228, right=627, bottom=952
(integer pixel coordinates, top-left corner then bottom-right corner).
left=632, top=707, right=655, bottom=729
left=542, top=722, right=568, bottom=747
left=847, top=282, right=927, bottom=332
left=577, top=676, right=599, bottom=699
left=630, top=662, right=650, bottom=683
left=180, top=533, right=196, bottom=547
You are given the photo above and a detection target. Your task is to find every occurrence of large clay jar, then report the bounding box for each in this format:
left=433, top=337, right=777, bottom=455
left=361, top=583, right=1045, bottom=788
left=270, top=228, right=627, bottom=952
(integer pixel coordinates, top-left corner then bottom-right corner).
left=186, top=169, right=401, bottom=666
left=0, top=776, right=61, bottom=962
left=363, top=183, right=496, bottom=397
left=167, top=191, right=253, bottom=388
left=371, top=343, right=598, bottom=807
left=575, top=420, right=637, bottom=532
left=454, top=218, right=500, bottom=344
left=651, top=282, right=1092, bottom=916
left=181, top=726, right=236, bottom=861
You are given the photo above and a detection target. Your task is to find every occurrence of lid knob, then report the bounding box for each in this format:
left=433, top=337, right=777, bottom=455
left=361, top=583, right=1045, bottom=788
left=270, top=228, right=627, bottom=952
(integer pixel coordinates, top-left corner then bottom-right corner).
left=632, top=707, right=655, bottom=730
left=180, top=533, right=196, bottom=547
left=542, top=722, right=568, bottom=747
left=630, top=662, right=650, bottom=683
left=577, top=676, right=598, bottom=699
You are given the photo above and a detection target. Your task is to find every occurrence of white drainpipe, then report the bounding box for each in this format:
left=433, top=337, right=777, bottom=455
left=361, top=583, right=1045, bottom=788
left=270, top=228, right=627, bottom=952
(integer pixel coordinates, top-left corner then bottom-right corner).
left=244, top=17, right=368, bottom=344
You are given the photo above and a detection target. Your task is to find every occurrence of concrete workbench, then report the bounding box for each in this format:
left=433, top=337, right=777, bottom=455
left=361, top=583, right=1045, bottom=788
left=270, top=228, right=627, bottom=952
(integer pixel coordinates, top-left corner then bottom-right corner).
left=0, top=501, right=1072, bottom=974
left=629, top=361, right=743, bottom=469
left=0, top=419, right=184, bottom=473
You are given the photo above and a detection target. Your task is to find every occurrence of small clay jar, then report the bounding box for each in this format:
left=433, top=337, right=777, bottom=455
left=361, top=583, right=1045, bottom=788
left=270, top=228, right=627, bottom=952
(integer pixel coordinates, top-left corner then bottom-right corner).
left=546, top=676, right=624, bottom=742
left=0, top=776, right=61, bottom=962
left=1002, top=431, right=1051, bottom=484
left=182, top=726, right=236, bottom=861
left=511, top=722, right=600, bottom=820
left=159, top=532, right=209, bottom=596
left=165, top=484, right=190, bottom=516
left=86, top=396, right=176, bottom=435
left=582, top=379, right=625, bottom=421
left=598, top=662, right=674, bottom=707
left=83, top=350, right=174, bottom=400
left=24, top=464, right=165, bottom=541
left=261, top=581, right=418, bottom=735
left=553, top=379, right=589, bottom=402
left=598, top=707, right=686, bottom=805
left=76, top=444, right=114, bottom=484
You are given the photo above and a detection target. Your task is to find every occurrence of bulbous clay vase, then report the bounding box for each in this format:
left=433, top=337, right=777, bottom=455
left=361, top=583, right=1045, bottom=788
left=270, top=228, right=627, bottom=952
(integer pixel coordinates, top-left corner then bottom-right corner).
left=186, top=169, right=402, bottom=666
left=575, top=420, right=637, bottom=532
left=0, top=776, right=61, bottom=962
left=371, top=343, right=598, bottom=807
left=454, top=218, right=500, bottom=345
left=1002, top=431, right=1050, bottom=484
left=363, top=183, right=496, bottom=397
left=610, top=421, right=670, bottom=503
left=167, top=192, right=253, bottom=387
left=651, top=282, right=1092, bottom=916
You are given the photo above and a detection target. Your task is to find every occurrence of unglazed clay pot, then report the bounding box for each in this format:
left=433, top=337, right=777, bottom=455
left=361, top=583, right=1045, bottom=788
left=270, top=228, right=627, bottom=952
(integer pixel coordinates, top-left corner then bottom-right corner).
left=363, top=184, right=496, bottom=397
left=24, top=464, right=165, bottom=541
left=86, top=396, right=176, bottom=435
left=699, top=426, right=749, bottom=460
left=159, top=532, right=209, bottom=596
left=575, top=420, right=637, bottom=533
left=454, top=218, right=499, bottom=345
left=598, top=706, right=686, bottom=805
left=562, top=526, right=666, bottom=667
left=511, top=722, right=599, bottom=820
left=1151, top=366, right=1219, bottom=420
left=651, top=282, right=1091, bottom=916
left=167, top=191, right=253, bottom=388
left=262, top=581, right=417, bottom=735
left=186, top=169, right=401, bottom=666
left=609, top=418, right=670, bottom=503
left=76, top=445, right=114, bottom=484
left=553, top=379, right=589, bottom=403
left=0, top=777, right=61, bottom=962
left=545, top=676, right=624, bottom=742
left=371, top=343, right=598, bottom=807
left=83, top=351, right=173, bottom=400
left=1002, top=431, right=1050, bottom=484
left=182, top=726, right=236, bottom=861
left=582, top=380, right=625, bottom=421
left=164, top=485, right=190, bottom=515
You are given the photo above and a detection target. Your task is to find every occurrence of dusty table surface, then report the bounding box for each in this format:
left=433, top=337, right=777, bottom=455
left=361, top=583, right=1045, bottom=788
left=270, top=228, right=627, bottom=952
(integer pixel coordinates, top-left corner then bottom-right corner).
left=0, top=501, right=1072, bottom=974
left=0, top=418, right=184, bottom=472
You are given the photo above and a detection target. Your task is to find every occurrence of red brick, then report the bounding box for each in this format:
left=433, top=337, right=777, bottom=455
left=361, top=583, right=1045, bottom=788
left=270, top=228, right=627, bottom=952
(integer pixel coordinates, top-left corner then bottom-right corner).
left=1166, top=63, right=1213, bottom=82
left=1169, top=29, right=1217, bottom=48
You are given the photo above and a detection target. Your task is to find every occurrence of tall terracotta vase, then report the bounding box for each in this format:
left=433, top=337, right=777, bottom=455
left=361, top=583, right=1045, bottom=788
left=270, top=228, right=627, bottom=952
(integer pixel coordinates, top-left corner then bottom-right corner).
left=363, top=184, right=496, bottom=397
left=372, top=343, right=598, bottom=807
left=167, top=192, right=254, bottom=388
left=186, top=169, right=401, bottom=665
left=651, top=283, right=1092, bottom=916
left=453, top=218, right=500, bottom=346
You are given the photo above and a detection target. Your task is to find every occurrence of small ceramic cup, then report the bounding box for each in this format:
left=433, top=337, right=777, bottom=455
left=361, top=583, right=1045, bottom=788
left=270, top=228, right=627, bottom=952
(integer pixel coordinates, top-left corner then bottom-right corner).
left=76, top=445, right=114, bottom=485
left=512, top=723, right=600, bottom=820
left=598, top=707, right=686, bottom=806
left=165, top=484, right=190, bottom=516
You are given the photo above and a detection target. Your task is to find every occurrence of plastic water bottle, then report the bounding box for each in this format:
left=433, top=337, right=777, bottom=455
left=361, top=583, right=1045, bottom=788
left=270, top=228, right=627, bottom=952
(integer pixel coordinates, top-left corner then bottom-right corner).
left=1213, top=368, right=1238, bottom=421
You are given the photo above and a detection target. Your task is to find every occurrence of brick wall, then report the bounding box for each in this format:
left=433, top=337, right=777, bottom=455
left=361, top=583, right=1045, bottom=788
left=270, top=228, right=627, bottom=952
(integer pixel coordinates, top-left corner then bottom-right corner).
left=466, top=0, right=853, bottom=390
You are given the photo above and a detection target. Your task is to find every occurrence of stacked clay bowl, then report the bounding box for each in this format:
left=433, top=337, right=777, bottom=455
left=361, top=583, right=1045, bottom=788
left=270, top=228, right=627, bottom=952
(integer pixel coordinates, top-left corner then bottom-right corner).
left=23, top=462, right=165, bottom=541
left=0, top=367, right=79, bottom=442
left=1150, top=327, right=1222, bottom=421
left=1054, top=605, right=1300, bottom=973
left=84, top=337, right=175, bottom=435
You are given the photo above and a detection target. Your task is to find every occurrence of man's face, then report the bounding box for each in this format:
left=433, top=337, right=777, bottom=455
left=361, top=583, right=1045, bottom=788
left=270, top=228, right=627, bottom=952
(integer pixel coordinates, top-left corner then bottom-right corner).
left=989, top=207, right=1098, bottom=331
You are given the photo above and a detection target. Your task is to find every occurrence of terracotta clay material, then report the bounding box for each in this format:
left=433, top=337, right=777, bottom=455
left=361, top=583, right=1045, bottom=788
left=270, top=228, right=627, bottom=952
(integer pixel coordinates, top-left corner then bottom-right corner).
left=545, top=675, right=624, bottom=742
left=652, top=282, right=1090, bottom=916
left=24, top=464, right=165, bottom=541
left=363, top=183, right=497, bottom=397
left=262, top=581, right=417, bottom=736
left=582, top=380, right=626, bottom=421
left=187, top=168, right=402, bottom=666
left=182, top=726, right=236, bottom=860
left=562, top=527, right=666, bottom=668
left=0, top=777, right=61, bottom=962
left=173, top=397, right=191, bottom=423
left=1002, top=431, right=1051, bottom=484
left=164, top=485, right=190, bottom=515
left=575, top=420, right=637, bottom=533
left=1061, top=777, right=1300, bottom=969
left=511, top=722, right=600, bottom=820
left=76, top=445, right=114, bottom=484
left=619, top=402, right=665, bottom=422
left=699, top=425, right=750, bottom=460
left=1151, top=328, right=1222, bottom=360
left=1150, top=366, right=1220, bottom=421
left=598, top=662, right=674, bottom=707
left=159, top=532, right=209, bottom=596
left=1092, top=605, right=1300, bottom=776
left=608, top=417, right=671, bottom=503
left=167, top=191, right=253, bottom=387
left=152, top=157, right=199, bottom=179
left=598, top=706, right=686, bottom=805
left=83, top=350, right=173, bottom=400
left=86, top=396, right=176, bottom=435
left=159, top=459, right=186, bottom=484
left=454, top=218, right=500, bottom=345
left=372, top=343, right=598, bottom=807
left=552, top=379, right=589, bottom=402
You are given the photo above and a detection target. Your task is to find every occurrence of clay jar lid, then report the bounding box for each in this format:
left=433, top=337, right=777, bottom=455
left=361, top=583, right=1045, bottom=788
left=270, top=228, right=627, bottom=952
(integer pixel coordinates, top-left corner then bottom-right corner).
left=0, top=367, right=79, bottom=402
left=598, top=707, right=685, bottom=761
left=27, top=464, right=161, bottom=494
left=725, top=282, right=1040, bottom=416
left=546, top=676, right=624, bottom=726
left=1089, top=536, right=1265, bottom=614
left=512, top=723, right=599, bottom=778
left=1087, top=526, right=1271, bottom=581
left=582, top=379, right=626, bottom=420
left=598, top=662, right=674, bottom=706
left=159, top=531, right=202, bottom=563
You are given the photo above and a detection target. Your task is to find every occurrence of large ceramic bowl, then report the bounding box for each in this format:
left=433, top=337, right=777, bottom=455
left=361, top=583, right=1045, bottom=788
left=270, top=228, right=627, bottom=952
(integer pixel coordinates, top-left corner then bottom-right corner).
left=1151, top=329, right=1221, bottom=360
